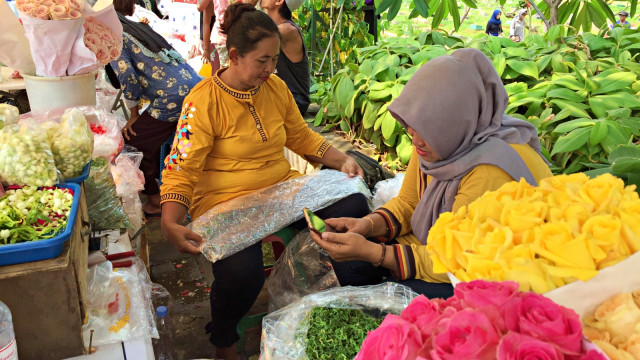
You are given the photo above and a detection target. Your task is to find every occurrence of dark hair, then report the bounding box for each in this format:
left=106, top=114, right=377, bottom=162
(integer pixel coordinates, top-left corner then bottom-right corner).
left=221, top=3, right=280, bottom=56
left=113, top=0, right=136, bottom=16
left=278, top=2, right=292, bottom=20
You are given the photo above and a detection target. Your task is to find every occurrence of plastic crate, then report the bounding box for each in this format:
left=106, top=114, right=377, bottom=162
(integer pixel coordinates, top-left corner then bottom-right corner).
left=64, top=161, right=91, bottom=184
left=0, top=183, right=82, bottom=266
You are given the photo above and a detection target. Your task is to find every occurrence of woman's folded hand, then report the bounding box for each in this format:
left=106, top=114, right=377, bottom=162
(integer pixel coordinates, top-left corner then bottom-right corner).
left=310, top=231, right=377, bottom=263
left=325, top=217, right=370, bottom=236
left=162, top=222, right=205, bottom=255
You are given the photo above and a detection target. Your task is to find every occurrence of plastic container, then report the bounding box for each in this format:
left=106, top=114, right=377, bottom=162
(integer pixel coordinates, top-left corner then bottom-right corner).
left=153, top=306, right=176, bottom=360
left=0, top=301, right=18, bottom=360
left=64, top=161, right=91, bottom=184
left=0, top=183, right=81, bottom=266
left=22, top=72, right=97, bottom=112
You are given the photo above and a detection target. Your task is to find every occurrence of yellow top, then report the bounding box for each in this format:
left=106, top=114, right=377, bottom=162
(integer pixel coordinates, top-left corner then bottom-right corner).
left=160, top=69, right=329, bottom=219
left=374, top=144, right=553, bottom=282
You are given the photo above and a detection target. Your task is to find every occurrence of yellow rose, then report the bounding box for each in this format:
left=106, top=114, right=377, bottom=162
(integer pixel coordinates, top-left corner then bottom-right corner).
left=623, top=333, right=640, bottom=359
left=633, top=289, right=640, bottom=309
left=500, top=200, right=548, bottom=236
left=548, top=202, right=591, bottom=235
left=502, top=257, right=555, bottom=293
left=427, top=212, right=468, bottom=273
left=592, top=293, right=640, bottom=346
left=578, top=173, right=626, bottom=212
left=582, top=325, right=611, bottom=343
left=462, top=251, right=504, bottom=280
left=582, top=215, right=630, bottom=269
left=491, top=178, right=537, bottom=202
left=538, top=172, right=589, bottom=194
left=618, top=200, right=640, bottom=253
left=592, top=340, right=635, bottom=360
left=531, top=223, right=596, bottom=270
left=471, top=226, right=513, bottom=260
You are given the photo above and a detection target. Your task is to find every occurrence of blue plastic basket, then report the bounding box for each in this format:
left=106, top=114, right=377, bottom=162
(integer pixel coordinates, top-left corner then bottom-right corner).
left=64, top=161, right=91, bottom=184
left=0, top=183, right=82, bottom=266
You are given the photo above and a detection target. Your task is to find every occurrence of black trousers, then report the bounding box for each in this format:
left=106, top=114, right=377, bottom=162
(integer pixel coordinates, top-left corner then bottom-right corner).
left=205, top=193, right=370, bottom=347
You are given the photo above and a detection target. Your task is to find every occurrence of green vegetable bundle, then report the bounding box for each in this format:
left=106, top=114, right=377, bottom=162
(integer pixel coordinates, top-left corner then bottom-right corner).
left=52, top=109, right=94, bottom=178
left=0, top=122, right=59, bottom=187
left=306, top=307, right=382, bottom=360
left=85, top=157, right=132, bottom=231
left=0, top=186, right=74, bottom=244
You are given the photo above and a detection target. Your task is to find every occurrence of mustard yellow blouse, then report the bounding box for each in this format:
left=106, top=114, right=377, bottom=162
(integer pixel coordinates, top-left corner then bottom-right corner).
left=375, top=144, right=553, bottom=282
left=160, top=69, right=329, bottom=219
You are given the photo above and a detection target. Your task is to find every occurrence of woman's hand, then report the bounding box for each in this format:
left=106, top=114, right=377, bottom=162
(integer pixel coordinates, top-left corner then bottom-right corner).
left=325, top=217, right=372, bottom=236
left=340, top=155, right=364, bottom=178
left=122, top=107, right=139, bottom=140
left=139, top=17, right=150, bottom=24
left=161, top=221, right=205, bottom=255
left=310, top=231, right=379, bottom=263
left=202, top=43, right=211, bottom=63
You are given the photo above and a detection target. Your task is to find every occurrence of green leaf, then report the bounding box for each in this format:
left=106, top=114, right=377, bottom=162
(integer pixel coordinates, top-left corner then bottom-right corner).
left=600, top=122, right=632, bottom=155
left=376, top=0, right=395, bottom=15
left=546, top=88, right=585, bottom=102
left=414, top=0, right=430, bottom=18
left=612, top=158, right=640, bottom=174
left=550, top=99, right=591, bottom=118
left=387, top=0, right=402, bottom=20
left=536, top=55, right=553, bottom=73
left=551, top=127, right=591, bottom=155
left=447, top=0, right=461, bottom=31
left=589, top=121, right=608, bottom=146
left=502, top=47, right=530, bottom=59
left=506, top=60, right=539, bottom=79
left=493, top=53, right=507, bottom=77
left=335, top=76, right=355, bottom=109
left=609, top=145, right=640, bottom=163
left=313, top=109, right=324, bottom=127
left=551, top=55, right=569, bottom=74
left=381, top=111, right=397, bottom=139
left=592, top=72, right=637, bottom=95
left=552, top=119, right=595, bottom=134
left=589, top=93, right=640, bottom=118
left=363, top=101, right=382, bottom=129
left=339, top=119, right=350, bottom=133
left=396, top=134, right=413, bottom=164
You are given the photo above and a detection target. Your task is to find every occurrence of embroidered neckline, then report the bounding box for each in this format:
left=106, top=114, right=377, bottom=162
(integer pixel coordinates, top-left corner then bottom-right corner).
left=213, top=68, right=261, bottom=100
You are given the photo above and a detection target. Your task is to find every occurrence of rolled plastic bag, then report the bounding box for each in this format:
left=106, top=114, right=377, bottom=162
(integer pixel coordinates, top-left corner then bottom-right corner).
left=266, top=230, right=339, bottom=313
left=83, top=257, right=159, bottom=346
left=261, top=283, right=417, bottom=360
left=85, top=157, right=132, bottom=231
left=371, top=173, right=405, bottom=210
left=0, top=120, right=59, bottom=187
left=190, top=170, right=371, bottom=263
left=52, top=108, right=94, bottom=178
left=0, top=0, right=36, bottom=75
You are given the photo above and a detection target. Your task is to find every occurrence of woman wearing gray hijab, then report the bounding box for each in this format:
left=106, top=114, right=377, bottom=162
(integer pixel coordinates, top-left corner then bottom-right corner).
left=310, top=48, right=552, bottom=297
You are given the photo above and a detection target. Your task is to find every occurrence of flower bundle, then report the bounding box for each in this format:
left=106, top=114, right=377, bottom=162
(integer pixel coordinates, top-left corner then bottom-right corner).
left=15, top=0, right=83, bottom=20
left=83, top=16, right=121, bottom=65
left=427, top=173, right=640, bottom=293
left=51, top=108, right=93, bottom=178
left=357, top=280, right=606, bottom=360
left=582, top=290, right=640, bottom=359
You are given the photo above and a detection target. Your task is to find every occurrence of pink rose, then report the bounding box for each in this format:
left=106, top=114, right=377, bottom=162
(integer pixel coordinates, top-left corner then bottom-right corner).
left=49, top=4, right=69, bottom=19
left=100, top=31, right=115, bottom=45
left=33, top=4, right=50, bottom=19
left=401, top=295, right=446, bottom=340
left=84, top=33, right=102, bottom=47
left=42, top=0, right=55, bottom=7
left=108, top=47, right=121, bottom=61
left=54, top=0, right=71, bottom=7
left=454, top=280, right=520, bottom=310
left=18, top=2, right=36, bottom=15
left=430, top=309, right=500, bottom=360
left=84, top=40, right=99, bottom=53
left=69, top=0, right=84, bottom=10
left=497, top=332, right=563, bottom=360
left=95, top=48, right=110, bottom=64
left=356, top=314, right=422, bottom=360
left=68, top=8, right=81, bottom=18
left=502, top=293, right=582, bottom=355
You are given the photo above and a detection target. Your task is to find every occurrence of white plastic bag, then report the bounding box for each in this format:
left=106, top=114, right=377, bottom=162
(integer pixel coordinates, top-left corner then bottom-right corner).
left=372, top=173, right=405, bottom=210
left=51, top=108, right=94, bottom=178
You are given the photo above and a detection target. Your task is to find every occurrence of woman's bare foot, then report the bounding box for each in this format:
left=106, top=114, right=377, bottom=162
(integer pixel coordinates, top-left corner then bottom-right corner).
left=143, top=193, right=162, bottom=215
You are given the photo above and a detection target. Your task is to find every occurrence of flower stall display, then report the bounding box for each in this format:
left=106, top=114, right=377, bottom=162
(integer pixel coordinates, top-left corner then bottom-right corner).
left=83, top=15, right=122, bottom=65
left=357, top=280, right=607, bottom=360
left=0, top=186, right=74, bottom=244
left=51, top=108, right=94, bottom=178
left=581, top=289, right=640, bottom=359
left=261, top=283, right=417, bottom=360
left=0, top=121, right=59, bottom=187
left=2, top=0, right=122, bottom=77
left=427, top=173, right=640, bottom=293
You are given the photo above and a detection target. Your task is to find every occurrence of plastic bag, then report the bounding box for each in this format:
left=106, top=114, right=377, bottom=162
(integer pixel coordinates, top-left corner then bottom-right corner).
left=261, top=283, right=417, bottom=360
left=0, top=104, right=19, bottom=130
left=83, top=257, right=159, bottom=346
left=266, top=230, right=339, bottom=313
left=89, top=110, right=125, bottom=162
left=52, top=108, right=94, bottom=178
left=190, top=170, right=371, bottom=263
left=85, top=157, right=132, bottom=231
left=0, top=121, right=59, bottom=187
left=371, top=173, right=405, bottom=210
left=111, top=149, right=145, bottom=196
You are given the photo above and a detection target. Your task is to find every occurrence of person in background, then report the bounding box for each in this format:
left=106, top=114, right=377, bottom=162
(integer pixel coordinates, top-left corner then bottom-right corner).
left=109, top=0, right=202, bottom=216
left=612, top=10, right=633, bottom=28
left=509, top=9, right=527, bottom=42
left=262, top=0, right=310, bottom=115
left=197, top=0, right=219, bottom=70
left=160, top=4, right=365, bottom=358
left=364, top=0, right=378, bottom=43
left=137, top=0, right=163, bottom=18
left=485, top=9, right=503, bottom=36
left=310, top=48, right=552, bottom=299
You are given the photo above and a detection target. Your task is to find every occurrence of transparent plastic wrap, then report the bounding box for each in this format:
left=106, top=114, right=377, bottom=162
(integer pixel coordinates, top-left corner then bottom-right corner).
left=0, top=104, right=19, bottom=130
left=372, top=173, right=405, bottom=210
left=261, top=283, right=418, bottom=360
left=85, top=157, right=132, bottom=231
left=190, top=170, right=371, bottom=263
left=111, top=149, right=145, bottom=196
left=0, top=121, right=60, bottom=187
left=88, top=109, right=125, bottom=162
left=266, top=230, right=339, bottom=313
left=52, top=108, right=94, bottom=178
left=83, top=257, right=159, bottom=347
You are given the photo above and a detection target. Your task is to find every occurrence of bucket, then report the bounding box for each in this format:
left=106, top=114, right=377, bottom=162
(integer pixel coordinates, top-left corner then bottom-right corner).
left=23, top=71, right=97, bottom=111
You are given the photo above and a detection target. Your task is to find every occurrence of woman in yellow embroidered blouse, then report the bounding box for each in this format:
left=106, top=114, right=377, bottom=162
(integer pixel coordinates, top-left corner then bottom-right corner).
left=310, top=48, right=552, bottom=299
left=159, top=4, right=364, bottom=359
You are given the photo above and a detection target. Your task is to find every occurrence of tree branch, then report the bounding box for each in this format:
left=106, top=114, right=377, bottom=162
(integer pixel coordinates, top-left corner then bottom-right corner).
left=450, top=6, right=471, bottom=35
left=528, top=0, right=551, bottom=30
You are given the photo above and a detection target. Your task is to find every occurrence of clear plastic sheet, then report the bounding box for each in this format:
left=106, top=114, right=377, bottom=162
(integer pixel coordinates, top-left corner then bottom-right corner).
left=85, top=157, right=132, bottom=231
left=190, top=170, right=371, bottom=263
left=372, top=173, right=405, bottom=210
left=0, top=121, right=60, bottom=187
left=111, top=149, right=145, bottom=196
left=261, top=283, right=417, bottom=360
left=266, top=230, right=339, bottom=313
left=83, top=257, right=159, bottom=347
left=52, top=108, right=94, bottom=178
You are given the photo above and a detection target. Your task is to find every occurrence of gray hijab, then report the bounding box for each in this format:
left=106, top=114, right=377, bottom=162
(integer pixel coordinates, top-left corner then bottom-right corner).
left=387, top=48, right=546, bottom=245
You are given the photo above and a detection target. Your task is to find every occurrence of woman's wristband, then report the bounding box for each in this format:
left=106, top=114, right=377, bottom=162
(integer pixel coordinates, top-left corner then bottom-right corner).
left=373, top=242, right=386, bottom=267
left=363, top=216, right=375, bottom=237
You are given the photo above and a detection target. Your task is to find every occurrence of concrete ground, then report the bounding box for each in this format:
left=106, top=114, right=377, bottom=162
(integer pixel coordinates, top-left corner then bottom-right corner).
left=147, top=107, right=360, bottom=359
